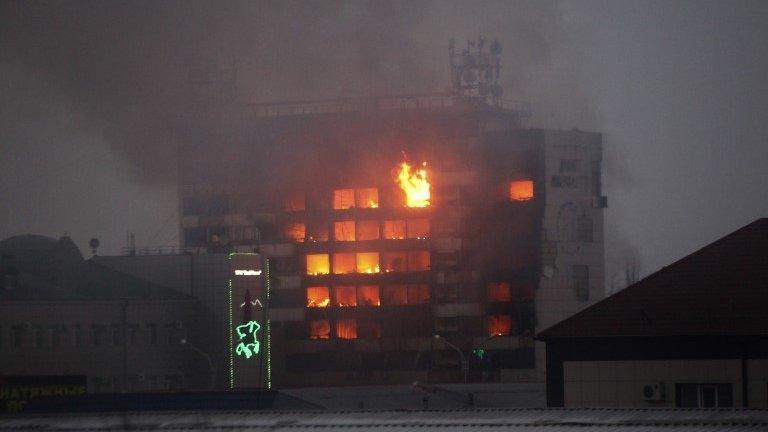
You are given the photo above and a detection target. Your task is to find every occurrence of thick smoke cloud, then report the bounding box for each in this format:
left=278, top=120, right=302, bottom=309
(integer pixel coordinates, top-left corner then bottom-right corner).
left=2, top=1, right=580, bottom=184
left=2, top=0, right=767, bottom=289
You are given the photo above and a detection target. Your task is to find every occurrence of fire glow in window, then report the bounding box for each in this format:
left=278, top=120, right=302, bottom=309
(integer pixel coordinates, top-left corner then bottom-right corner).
left=356, top=220, right=380, bottom=240
left=334, top=221, right=356, bottom=241
left=381, top=252, right=407, bottom=272
left=306, top=286, right=330, bottom=308
left=355, top=188, right=379, bottom=208
left=384, top=220, right=406, bottom=240
left=357, top=285, right=380, bottom=306
left=284, top=223, right=306, bottom=242
left=334, top=286, right=357, bottom=307
left=407, top=219, right=430, bottom=239
left=487, top=315, right=513, bottom=336
left=307, top=222, right=329, bottom=242
left=284, top=192, right=306, bottom=211
left=336, top=319, right=358, bottom=339
left=333, top=253, right=356, bottom=274
left=509, top=180, right=534, bottom=201
left=382, top=285, right=408, bottom=305
left=333, top=189, right=355, bottom=209
left=306, top=254, right=329, bottom=275
left=309, top=319, right=330, bottom=339
left=356, top=252, right=380, bottom=273
left=407, top=284, right=430, bottom=304
left=487, top=282, right=511, bottom=302
left=407, top=251, right=431, bottom=271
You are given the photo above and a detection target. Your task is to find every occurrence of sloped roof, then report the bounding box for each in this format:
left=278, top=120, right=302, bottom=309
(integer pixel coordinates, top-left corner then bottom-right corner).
left=1, top=234, right=192, bottom=302
left=538, top=218, right=768, bottom=339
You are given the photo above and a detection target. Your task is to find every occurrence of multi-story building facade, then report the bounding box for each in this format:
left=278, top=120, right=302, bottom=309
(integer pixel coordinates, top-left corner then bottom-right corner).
left=0, top=235, right=205, bottom=397
left=175, top=95, right=607, bottom=387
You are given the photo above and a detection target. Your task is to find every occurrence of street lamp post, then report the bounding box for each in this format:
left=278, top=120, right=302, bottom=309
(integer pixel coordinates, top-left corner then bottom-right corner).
left=434, top=334, right=467, bottom=383
left=180, top=338, right=216, bottom=390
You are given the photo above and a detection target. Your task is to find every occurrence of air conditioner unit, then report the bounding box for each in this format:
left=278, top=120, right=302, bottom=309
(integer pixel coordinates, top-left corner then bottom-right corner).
left=642, top=382, right=666, bottom=401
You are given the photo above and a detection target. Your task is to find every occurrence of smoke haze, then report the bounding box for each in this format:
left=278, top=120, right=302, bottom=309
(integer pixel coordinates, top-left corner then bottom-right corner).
left=1, top=0, right=767, bottom=285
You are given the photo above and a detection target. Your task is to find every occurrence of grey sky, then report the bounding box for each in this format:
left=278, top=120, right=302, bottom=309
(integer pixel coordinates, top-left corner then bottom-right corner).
left=1, top=0, right=766, bottom=284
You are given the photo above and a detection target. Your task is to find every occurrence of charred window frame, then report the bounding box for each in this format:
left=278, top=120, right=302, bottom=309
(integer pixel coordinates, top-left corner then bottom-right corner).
left=356, top=220, right=380, bottom=241
left=383, top=220, right=407, bottom=240
left=336, top=319, right=358, bottom=339
left=283, top=222, right=306, bottom=243
left=284, top=191, right=306, bottom=212
left=354, top=188, right=379, bottom=209
left=309, top=319, right=330, bottom=340
left=572, top=265, right=590, bottom=301
left=333, top=189, right=355, bottom=210
left=306, top=286, right=330, bottom=308
left=271, top=256, right=298, bottom=275
left=306, top=222, right=329, bottom=242
left=333, top=221, right=356, bottom=242
left=306, top=254, right=330, bottom=275
left=334, top=286, right=357, bottom=307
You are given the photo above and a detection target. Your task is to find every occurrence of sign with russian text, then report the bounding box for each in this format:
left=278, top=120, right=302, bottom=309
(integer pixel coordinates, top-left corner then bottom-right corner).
left=0, top=375, right=86, bottom=413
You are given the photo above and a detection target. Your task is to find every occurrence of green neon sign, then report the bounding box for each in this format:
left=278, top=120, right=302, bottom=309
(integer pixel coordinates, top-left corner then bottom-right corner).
left=235, top=320, right=261, bottom=359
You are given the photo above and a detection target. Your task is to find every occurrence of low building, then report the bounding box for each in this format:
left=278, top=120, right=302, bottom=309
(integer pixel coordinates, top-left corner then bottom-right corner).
left=538, top=218, right=768, bottom=408
left=0, top=235, right=206, bottom=397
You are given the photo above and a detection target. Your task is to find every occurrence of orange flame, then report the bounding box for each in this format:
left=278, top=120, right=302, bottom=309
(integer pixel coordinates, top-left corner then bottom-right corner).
left=396, top=161, right=430, bottom=207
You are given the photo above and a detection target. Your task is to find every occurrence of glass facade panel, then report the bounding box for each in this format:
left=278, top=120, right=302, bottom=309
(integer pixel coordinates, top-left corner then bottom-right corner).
left=333, top=253, right=356, bottom=274
left=383, top=220, right=406, bottom=240
left=306, top=254, right=329, bottom=275
left=356, top=252, right=380, bottom=273
left=334, top=221, right=356, bottom=241
left=356, top=220, right=380, bottom=240
left=306, top=286, right=330, bottom=307
left=334, top=286, right=357, bottom=307
left=333, top=189, right=355, bottom=209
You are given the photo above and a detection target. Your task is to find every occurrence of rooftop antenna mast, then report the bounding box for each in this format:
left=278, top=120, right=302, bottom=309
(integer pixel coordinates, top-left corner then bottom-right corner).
left=449, top=37, right=503, bottom=106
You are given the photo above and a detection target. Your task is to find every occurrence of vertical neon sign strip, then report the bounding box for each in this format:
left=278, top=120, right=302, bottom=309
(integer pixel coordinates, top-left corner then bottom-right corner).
left=265, top=258, right=272, bottom=389
left=228, top=278, right=234, bottom=389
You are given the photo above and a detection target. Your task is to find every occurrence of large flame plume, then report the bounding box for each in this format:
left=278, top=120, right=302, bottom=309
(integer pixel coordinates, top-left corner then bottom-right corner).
left=396, top=161, right=431, bottom=207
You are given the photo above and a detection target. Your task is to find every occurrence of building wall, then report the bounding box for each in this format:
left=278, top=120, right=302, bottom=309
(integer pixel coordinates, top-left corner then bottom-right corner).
left=544, top=337, right=768, bottom=408
left=562, top=359, right=749, bottom=407
left=173, top=106, right=606, bottom=386
left=0, top=300, right=203, bottom=393
left=535, top=130, right=605, bottom=378
left=95, top=253, right=233, bottom=389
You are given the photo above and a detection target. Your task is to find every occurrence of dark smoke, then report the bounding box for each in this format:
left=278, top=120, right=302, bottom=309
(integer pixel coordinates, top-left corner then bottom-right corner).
left=1, top=0, right=578, bottom=185
left=4, top=1, right=766, bottom=289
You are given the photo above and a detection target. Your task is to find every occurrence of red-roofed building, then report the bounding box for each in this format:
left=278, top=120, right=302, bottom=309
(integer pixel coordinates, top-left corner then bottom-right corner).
left=538, top=218, right=768, bottom=408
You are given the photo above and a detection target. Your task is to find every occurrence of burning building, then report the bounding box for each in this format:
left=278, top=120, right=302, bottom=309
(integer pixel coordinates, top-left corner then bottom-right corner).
left=177, top=40, right=607, bottom=387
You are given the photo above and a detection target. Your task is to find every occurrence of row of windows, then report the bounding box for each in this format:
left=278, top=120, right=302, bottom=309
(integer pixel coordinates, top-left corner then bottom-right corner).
left=306, top=251, right=430, bottom=275
left=0, top=324, right=186, bottom=349
left=306, top=284, right=430, bottom=308
left=306, top=314, right=516, bottom=340
left=285, top=219, right=429, bottom=243
left=284, top=180, right=534, bottom=213
left=285, top=188, right=382, bottom=212
left=486, top=282, right=535, bottom=302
